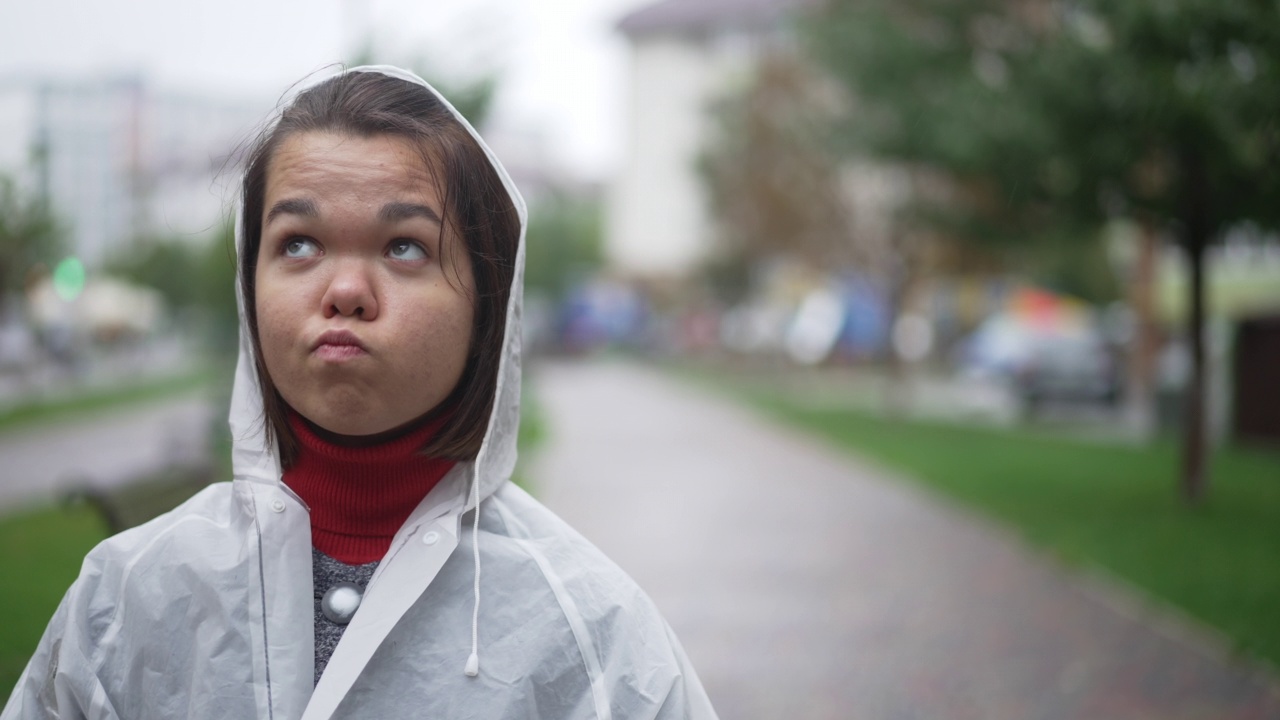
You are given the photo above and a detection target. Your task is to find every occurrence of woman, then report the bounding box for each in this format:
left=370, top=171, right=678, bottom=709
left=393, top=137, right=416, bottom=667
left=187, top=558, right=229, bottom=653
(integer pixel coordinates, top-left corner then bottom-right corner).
left=2, top=66, right=717, bottom=720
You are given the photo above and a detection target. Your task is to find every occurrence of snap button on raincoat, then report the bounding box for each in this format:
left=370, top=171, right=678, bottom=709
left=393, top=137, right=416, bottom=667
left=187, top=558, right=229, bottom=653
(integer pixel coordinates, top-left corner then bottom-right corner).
left=1, top=66, right=719, bottom=720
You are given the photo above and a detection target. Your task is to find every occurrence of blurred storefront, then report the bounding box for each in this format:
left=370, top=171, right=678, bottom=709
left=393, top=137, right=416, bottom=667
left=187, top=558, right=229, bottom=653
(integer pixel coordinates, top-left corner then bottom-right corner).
left=1232, top=314, right=1280, bottom=448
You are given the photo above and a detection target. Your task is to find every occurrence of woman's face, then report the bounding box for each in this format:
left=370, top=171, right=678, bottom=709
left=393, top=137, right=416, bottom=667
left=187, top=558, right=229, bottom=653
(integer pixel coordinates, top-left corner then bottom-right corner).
left=255, top=131, right=475, bottom=437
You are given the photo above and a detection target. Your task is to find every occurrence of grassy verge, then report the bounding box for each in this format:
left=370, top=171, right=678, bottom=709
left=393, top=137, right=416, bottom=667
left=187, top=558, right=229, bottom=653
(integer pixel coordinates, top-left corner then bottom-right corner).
left=697, top=368, right=1280, bottom=668
left=0, top=506, right=109, bottom=697
left=0, top=365, right=225, bottom=701
left=0, top=368, right=215, bottom=434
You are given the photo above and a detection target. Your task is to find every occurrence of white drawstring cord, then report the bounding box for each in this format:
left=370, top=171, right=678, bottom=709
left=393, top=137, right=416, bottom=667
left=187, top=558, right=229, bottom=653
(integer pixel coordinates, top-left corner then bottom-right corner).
left=464, top=469, right=482, bottom=677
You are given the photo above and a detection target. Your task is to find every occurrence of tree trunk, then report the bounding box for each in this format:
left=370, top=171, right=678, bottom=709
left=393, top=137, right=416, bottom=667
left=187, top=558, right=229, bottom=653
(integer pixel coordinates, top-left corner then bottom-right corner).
left=881, top=238, right=918, bottom=418
left=1124, top=218, right=1159, bottom=439
left=1179, top=147, right=1211, bottom=504
left=1181, top=236, right=1208, bottom=503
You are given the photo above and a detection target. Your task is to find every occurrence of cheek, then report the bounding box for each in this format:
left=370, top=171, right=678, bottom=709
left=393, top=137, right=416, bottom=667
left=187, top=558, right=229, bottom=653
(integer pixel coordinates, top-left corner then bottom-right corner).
left=253, top=279, right=298, bottom=368
left=433, top=300, right=473, bottom=351
left=449, top=293, right=477, bottom=360
left=446, top=261, right=478, bottom=356
left=407, top=290, right=475, bottom=377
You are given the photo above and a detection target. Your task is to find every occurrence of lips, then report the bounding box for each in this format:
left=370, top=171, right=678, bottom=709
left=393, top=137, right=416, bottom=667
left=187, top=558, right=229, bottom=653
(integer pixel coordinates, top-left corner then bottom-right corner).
left=312, top=329, right=368, bottom=362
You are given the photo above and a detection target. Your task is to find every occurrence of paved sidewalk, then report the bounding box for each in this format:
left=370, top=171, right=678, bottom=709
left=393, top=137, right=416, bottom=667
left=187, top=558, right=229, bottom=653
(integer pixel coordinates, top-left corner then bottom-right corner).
left=0, top=392, right=216, bottom=511
left=530, top=360, right=1280, bottom=720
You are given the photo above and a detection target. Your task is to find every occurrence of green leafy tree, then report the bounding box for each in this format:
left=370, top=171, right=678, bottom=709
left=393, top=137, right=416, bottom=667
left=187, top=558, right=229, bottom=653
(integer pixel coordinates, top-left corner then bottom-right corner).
left=106, top=239, right=202, bottom=309
left=807, top=0, right=1280, bottom=502
left=524, top=192, right=603, bottom=305
left=106, top=226, right=239, bottom=355
left=0, top=175, right=65, bottom=314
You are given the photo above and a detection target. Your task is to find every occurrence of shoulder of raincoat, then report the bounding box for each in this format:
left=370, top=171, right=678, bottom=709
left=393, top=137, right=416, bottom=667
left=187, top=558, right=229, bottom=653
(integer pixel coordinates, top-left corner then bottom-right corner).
left=1, top=66, right=718, bottom=720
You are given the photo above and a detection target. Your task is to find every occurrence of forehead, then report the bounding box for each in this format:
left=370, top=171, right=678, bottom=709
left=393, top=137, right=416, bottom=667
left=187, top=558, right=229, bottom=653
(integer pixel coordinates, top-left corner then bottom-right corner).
left=264, top=131, right=441, bottom=204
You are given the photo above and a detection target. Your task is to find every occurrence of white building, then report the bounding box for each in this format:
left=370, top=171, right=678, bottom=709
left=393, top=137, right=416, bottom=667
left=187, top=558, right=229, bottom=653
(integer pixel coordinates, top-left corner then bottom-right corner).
left=0, top=75, right=261, bottom=268
left=608, top=0, right=816, bottom=278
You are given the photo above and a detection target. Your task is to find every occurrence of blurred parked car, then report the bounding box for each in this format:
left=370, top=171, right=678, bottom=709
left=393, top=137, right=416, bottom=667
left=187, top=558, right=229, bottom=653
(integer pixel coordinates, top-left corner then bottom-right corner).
left=956, top=295, right=1121, bottom=417
left=1013, top=336, right=1121, bottom=414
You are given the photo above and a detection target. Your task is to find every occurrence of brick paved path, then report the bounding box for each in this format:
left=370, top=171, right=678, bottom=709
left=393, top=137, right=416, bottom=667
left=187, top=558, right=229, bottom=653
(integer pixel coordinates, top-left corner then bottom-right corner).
left=531, top=360, right=1280, bottom=720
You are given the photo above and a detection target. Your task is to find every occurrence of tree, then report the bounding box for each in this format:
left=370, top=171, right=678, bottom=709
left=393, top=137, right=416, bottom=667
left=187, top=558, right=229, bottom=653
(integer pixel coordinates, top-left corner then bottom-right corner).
left=700, top=49, right=855, bottom=274
left=702, top=46, right=970, bottom=422
left=105, top=227, right=239, bottom=354
left=524, top=191, right=603, bottom=305
left=807, top=0, right=1280, bottom=503
left=0, top=175, right=65, bottom=314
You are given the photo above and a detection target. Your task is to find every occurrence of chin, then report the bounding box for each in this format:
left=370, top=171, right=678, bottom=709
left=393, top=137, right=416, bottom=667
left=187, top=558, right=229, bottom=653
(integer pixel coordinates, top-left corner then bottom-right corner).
left=305, top=404, right=434, bottom=440
left=291, top=389, right=443, bottom=439
left=293, top=400, right=379, bottom=437
left=311, top=413, right=386, bottom=438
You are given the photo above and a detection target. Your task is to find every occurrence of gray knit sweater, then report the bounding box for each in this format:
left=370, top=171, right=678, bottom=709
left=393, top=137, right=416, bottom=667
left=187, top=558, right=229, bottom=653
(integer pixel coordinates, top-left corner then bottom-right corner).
left=312, top=547, right=380, bottom=686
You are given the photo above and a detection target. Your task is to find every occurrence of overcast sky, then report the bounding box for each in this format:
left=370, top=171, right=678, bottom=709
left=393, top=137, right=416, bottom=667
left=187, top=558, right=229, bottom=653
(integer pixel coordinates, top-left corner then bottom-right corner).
left=0, top=0, right=651, bottom=180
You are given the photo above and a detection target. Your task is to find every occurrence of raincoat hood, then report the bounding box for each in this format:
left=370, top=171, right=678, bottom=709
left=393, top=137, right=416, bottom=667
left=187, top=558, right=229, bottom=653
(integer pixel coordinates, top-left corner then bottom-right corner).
left=229, top=64, right=528, bottom=510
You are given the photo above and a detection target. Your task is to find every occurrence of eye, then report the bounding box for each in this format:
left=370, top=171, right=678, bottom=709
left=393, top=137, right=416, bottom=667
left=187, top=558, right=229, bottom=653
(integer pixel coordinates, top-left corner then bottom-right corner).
left=387, top=239, right=428, bottom=262
left=282, top=237, right=321, bottom=258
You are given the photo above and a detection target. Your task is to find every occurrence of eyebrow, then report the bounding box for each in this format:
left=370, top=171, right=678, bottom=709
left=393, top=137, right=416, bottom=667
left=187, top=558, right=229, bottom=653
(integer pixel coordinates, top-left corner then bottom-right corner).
left=265, top=198, right=318, bottom=225
left=379, top=202, right=442, bottom=225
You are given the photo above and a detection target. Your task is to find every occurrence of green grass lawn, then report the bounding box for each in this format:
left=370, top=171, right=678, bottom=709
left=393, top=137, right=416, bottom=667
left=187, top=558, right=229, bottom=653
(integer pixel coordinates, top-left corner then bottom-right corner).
left=705, top=371, right=1280, bottom=668
left=0, top=365, right=224, bottom=701
left=0, top=506, right=108, bottom=698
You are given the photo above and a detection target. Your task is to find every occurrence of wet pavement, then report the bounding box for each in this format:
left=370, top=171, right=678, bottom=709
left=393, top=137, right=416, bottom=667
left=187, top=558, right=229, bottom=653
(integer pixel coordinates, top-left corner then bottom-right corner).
left=531, top=359, right=1280, bottom=720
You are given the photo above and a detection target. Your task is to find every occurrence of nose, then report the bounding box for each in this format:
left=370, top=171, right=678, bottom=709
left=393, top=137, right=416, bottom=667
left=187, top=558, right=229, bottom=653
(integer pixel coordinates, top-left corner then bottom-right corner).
left=320, top=261, right=379, bottom=320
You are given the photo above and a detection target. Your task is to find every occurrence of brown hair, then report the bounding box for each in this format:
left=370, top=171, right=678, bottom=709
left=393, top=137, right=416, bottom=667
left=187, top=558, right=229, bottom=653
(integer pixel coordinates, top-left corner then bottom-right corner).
left=239, top=70, right=519, bottom=466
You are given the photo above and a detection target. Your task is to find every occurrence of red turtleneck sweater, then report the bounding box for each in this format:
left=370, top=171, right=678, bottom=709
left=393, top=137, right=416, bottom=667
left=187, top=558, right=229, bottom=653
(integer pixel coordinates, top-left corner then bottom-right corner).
left=283, top=412, right=456, bottom=564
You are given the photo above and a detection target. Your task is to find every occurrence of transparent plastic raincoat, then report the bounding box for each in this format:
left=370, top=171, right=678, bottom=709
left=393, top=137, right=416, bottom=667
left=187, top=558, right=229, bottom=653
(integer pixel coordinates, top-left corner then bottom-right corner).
left=2, top=66, right=718, bottom=720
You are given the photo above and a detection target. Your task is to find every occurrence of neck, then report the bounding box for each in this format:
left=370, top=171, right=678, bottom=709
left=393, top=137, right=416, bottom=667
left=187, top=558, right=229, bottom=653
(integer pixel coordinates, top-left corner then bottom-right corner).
left=283, top=411, right=456, bottom=564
